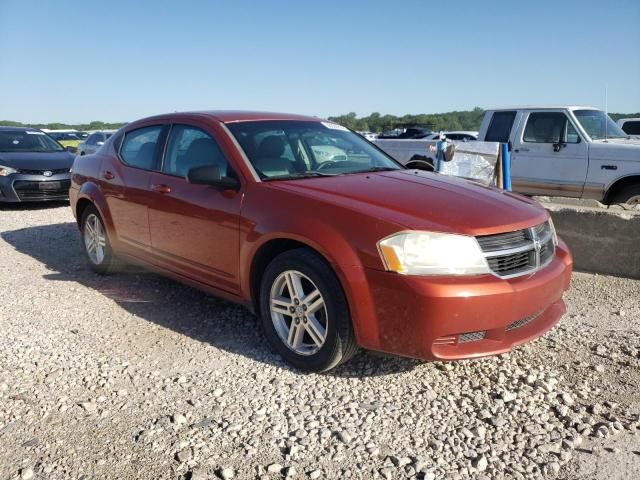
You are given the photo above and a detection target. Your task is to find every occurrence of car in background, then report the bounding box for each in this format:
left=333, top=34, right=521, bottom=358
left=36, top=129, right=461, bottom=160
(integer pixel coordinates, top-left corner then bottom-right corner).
left=357, top=131, right=378, bottom=141
left=0, top=127, right=75, bottom=202
left=617, top=118, right=640, bottom=138
left=77, top=130, right=116, bottom=156
left=70, top=110, right=572, bottom=372
left=46, top=131, right=83, bottom=152
left=477, top=106, right=640, bottom=204
left=378, top=126, right=434, bottom=139
left=424, top=131, right=479, bottom=141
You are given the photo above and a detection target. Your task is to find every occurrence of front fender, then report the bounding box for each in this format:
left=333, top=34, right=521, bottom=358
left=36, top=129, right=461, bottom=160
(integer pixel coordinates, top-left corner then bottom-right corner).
left=240, top=214, right=383, bottom=349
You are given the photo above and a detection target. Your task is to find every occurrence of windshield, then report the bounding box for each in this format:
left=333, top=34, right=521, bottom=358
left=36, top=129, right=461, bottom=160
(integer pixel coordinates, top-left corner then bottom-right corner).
left=574, top=110, right=628, bottom=140
left=227, top=120, right=402, bottom=180
left=0, top=130, right=64, bottom=152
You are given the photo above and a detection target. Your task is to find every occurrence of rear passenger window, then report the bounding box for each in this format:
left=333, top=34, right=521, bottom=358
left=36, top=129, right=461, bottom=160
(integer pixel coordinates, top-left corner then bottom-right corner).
left=621, top=121, right=640, bottom=135
left=120, top=126, right=163, bottom=170
left=523, top=113, right=580, bottom=144
left=485, top=111, right=516, bottom=143
left=163, top=125, right=228, bottom=178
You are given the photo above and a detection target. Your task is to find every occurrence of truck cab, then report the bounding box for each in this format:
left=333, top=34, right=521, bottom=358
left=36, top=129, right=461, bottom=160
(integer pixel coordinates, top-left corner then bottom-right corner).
left=477, top=106, right=640, bottom=204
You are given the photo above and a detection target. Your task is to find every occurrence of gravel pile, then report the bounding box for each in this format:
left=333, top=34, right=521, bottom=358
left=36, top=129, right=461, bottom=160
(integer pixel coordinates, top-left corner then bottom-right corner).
left=0, top=204, right=639, bottom=479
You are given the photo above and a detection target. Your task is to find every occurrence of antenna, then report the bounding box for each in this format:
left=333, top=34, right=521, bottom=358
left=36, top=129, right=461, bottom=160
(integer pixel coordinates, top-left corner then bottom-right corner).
left=605, top=84, right=608, bottom=141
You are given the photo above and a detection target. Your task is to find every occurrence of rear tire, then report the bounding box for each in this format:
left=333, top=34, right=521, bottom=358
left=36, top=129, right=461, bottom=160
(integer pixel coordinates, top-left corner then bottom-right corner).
left=259, top=248, right=358, bottom=372
left=610, top=184, right=640, bottom=205
left=80, top=205, right=116, bottom=274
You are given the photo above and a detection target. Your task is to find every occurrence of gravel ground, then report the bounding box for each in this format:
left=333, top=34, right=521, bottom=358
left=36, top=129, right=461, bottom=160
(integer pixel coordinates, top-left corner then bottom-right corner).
left=0, top=203, right=639, bottom=480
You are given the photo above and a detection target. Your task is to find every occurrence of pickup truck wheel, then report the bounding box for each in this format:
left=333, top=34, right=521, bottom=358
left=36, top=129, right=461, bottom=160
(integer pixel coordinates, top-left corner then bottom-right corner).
left=80, top=205, right=116, bottom=274
left=610, top=184, right=640, bottom=205
left=259, top=248, right=357, bottom=372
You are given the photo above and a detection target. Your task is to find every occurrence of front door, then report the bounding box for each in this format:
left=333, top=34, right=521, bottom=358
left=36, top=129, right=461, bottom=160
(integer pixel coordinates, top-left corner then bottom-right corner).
left=511, top=111, right=589, bottom=197
left=148, top=123, right=242, bottom=293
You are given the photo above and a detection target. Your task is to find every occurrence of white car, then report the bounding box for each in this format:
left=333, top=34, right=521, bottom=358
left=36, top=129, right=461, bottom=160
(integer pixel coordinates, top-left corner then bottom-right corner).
left=77, top=130, right=116, bottom=156
left=423, top=131, right=478, bottom=141
left=617, top=118, right=640, bottom=138
left=357, top=131, right=378, bottom=141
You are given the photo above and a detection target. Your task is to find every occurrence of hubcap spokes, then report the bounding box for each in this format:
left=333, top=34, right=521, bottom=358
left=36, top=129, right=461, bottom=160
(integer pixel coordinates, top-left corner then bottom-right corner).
left=270, top=270, right=328, bottom=355
left=84, top=214, right=106, bottom=264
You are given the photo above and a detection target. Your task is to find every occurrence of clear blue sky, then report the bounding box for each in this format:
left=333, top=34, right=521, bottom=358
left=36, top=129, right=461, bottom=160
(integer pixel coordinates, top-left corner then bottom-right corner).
left=1, top=0, right=639, bottom=123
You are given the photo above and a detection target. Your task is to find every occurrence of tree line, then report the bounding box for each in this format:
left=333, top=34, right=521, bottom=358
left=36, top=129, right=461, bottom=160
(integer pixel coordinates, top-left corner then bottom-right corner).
left=328, top=108, right=639, bottom=132
left=2, top=109, right=638, bottom=133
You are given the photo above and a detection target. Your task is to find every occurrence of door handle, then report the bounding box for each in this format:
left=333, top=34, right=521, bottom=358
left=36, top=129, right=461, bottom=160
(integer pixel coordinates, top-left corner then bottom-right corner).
left=601, top=165, right=618, bottom=170
left=151, top=184, right=171, bottom=194
left=514, top=148, right=529, bottom=153
left=102, top=170, right=114, bottom=180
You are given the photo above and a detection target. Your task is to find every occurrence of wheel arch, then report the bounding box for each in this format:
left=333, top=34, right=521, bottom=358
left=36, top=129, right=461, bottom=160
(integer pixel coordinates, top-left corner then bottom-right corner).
left=248, top=237, right=341, bottom=315
left=75, top=182, right=115, bottom=234
left=604, top=174, right=640, bottom=204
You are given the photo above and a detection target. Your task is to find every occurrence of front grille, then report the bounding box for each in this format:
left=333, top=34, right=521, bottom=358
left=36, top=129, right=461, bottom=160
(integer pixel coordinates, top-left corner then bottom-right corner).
left=13, top=180, right=71, bottom=201
left=17, top=168, right=70, bottom=175
left=477, top=221, right=555, bottom=279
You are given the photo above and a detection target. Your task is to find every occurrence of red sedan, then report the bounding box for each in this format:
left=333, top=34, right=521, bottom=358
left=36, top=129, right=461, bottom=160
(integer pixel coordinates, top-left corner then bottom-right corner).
left=69, top=111, right=573, bottom=372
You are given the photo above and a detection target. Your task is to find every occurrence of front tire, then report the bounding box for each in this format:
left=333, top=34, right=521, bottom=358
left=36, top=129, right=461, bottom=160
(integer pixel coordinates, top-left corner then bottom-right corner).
left=80, top=205, right=116, bottom=274
left=259, top=249, right=357, bottom=372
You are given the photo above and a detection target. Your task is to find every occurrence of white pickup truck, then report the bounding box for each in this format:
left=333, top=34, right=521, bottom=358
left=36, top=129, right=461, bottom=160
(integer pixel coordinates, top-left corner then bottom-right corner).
left=477, top=106, right=640, bottom=204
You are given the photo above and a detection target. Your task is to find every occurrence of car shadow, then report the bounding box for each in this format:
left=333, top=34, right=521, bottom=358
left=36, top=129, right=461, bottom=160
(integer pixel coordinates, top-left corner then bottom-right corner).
left=1, top=222, right=422, bottom=378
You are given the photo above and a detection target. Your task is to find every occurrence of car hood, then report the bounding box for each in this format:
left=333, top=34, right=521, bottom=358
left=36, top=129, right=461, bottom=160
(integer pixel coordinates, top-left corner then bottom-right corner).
left=271, top=170, right=548, bottom=235
left=0, top=151, right=75, bottom=170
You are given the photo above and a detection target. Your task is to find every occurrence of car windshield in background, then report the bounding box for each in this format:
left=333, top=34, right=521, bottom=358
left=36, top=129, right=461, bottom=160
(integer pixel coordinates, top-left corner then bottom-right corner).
left=0, top=130, right=64, bottom=152
left=574, top=110, right=628, bottom=140
left=49, top=132, right=80, bottom=141
left=227, top=120, right=401, bottom=180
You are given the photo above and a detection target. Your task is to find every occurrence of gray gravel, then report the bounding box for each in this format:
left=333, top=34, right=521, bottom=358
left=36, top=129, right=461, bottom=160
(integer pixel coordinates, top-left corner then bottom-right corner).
left=0, top=203, right=639, bottom=479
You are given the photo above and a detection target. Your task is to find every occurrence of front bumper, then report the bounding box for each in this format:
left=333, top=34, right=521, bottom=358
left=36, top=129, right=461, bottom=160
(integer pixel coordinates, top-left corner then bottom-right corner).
left=0, top=173, right=71, bottom=202
left=357, top=240, right=573, bottom=361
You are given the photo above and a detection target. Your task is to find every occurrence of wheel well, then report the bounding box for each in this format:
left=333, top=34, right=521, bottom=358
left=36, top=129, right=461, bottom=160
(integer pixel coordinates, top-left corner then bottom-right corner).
left=604, top=175, right=640, bottom=203
left=249, top=239, right=329, bottom=314
left=406, top=155, right=435, bottom=171
left=75, top=198, right=94, bottom=227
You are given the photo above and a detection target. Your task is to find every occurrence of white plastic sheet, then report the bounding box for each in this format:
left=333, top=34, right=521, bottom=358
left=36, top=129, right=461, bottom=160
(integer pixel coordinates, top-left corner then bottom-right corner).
left=437, top=141, right=500, bottom=186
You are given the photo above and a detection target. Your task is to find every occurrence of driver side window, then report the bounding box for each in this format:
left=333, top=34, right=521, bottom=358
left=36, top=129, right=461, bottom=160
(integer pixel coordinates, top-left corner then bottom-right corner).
left=523, top=113, right=580, bottom=144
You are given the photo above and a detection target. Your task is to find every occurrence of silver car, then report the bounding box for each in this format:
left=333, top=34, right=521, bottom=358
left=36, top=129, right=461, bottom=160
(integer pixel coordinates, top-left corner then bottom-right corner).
left=77, top=130, right=116, bottom=156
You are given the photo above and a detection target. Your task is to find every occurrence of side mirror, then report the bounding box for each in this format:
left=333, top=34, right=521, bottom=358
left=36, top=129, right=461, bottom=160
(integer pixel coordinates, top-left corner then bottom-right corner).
left=65, top=146, right=77, bottom=153
left=187, top=165, right=240, bottom=190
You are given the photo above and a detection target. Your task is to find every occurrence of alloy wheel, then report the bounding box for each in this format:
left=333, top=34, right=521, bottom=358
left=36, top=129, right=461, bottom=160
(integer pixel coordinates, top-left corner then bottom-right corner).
left=83, top=213, right=107, bottom=265
left=269, top=270, right=328, bottom=355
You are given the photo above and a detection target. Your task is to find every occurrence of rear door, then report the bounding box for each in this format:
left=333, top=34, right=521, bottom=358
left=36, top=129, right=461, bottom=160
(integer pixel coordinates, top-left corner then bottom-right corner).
left=510, top=111, right=588, bottom=197
left=101, top=124, right=166, bottom=252
left=147, top=122, right=243, bottom=293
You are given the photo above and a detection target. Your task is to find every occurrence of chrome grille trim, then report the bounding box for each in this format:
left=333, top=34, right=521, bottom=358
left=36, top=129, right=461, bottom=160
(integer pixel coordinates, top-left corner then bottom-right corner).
left=476, top=221, right=555, bottom=279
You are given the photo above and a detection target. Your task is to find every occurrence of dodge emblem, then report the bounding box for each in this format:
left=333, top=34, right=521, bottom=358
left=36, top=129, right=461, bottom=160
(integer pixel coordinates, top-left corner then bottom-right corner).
left=43, top=171, right=53, bottom=177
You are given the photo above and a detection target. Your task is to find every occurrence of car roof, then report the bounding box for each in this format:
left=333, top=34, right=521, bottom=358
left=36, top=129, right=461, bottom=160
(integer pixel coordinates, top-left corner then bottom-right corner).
left=0, top=126, right=42, bottom=132
left=485, top=105, right=597, bottom=112
left=134, top=110, right=325, bottom=125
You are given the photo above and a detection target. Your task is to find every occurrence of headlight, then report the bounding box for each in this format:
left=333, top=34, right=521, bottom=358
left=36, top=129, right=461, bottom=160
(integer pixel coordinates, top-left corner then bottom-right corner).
left=0, top=165, right=17, bottom=176
left=377, top=231, right=490, bottom=276
left=548, top=218, right=558, bottom=246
